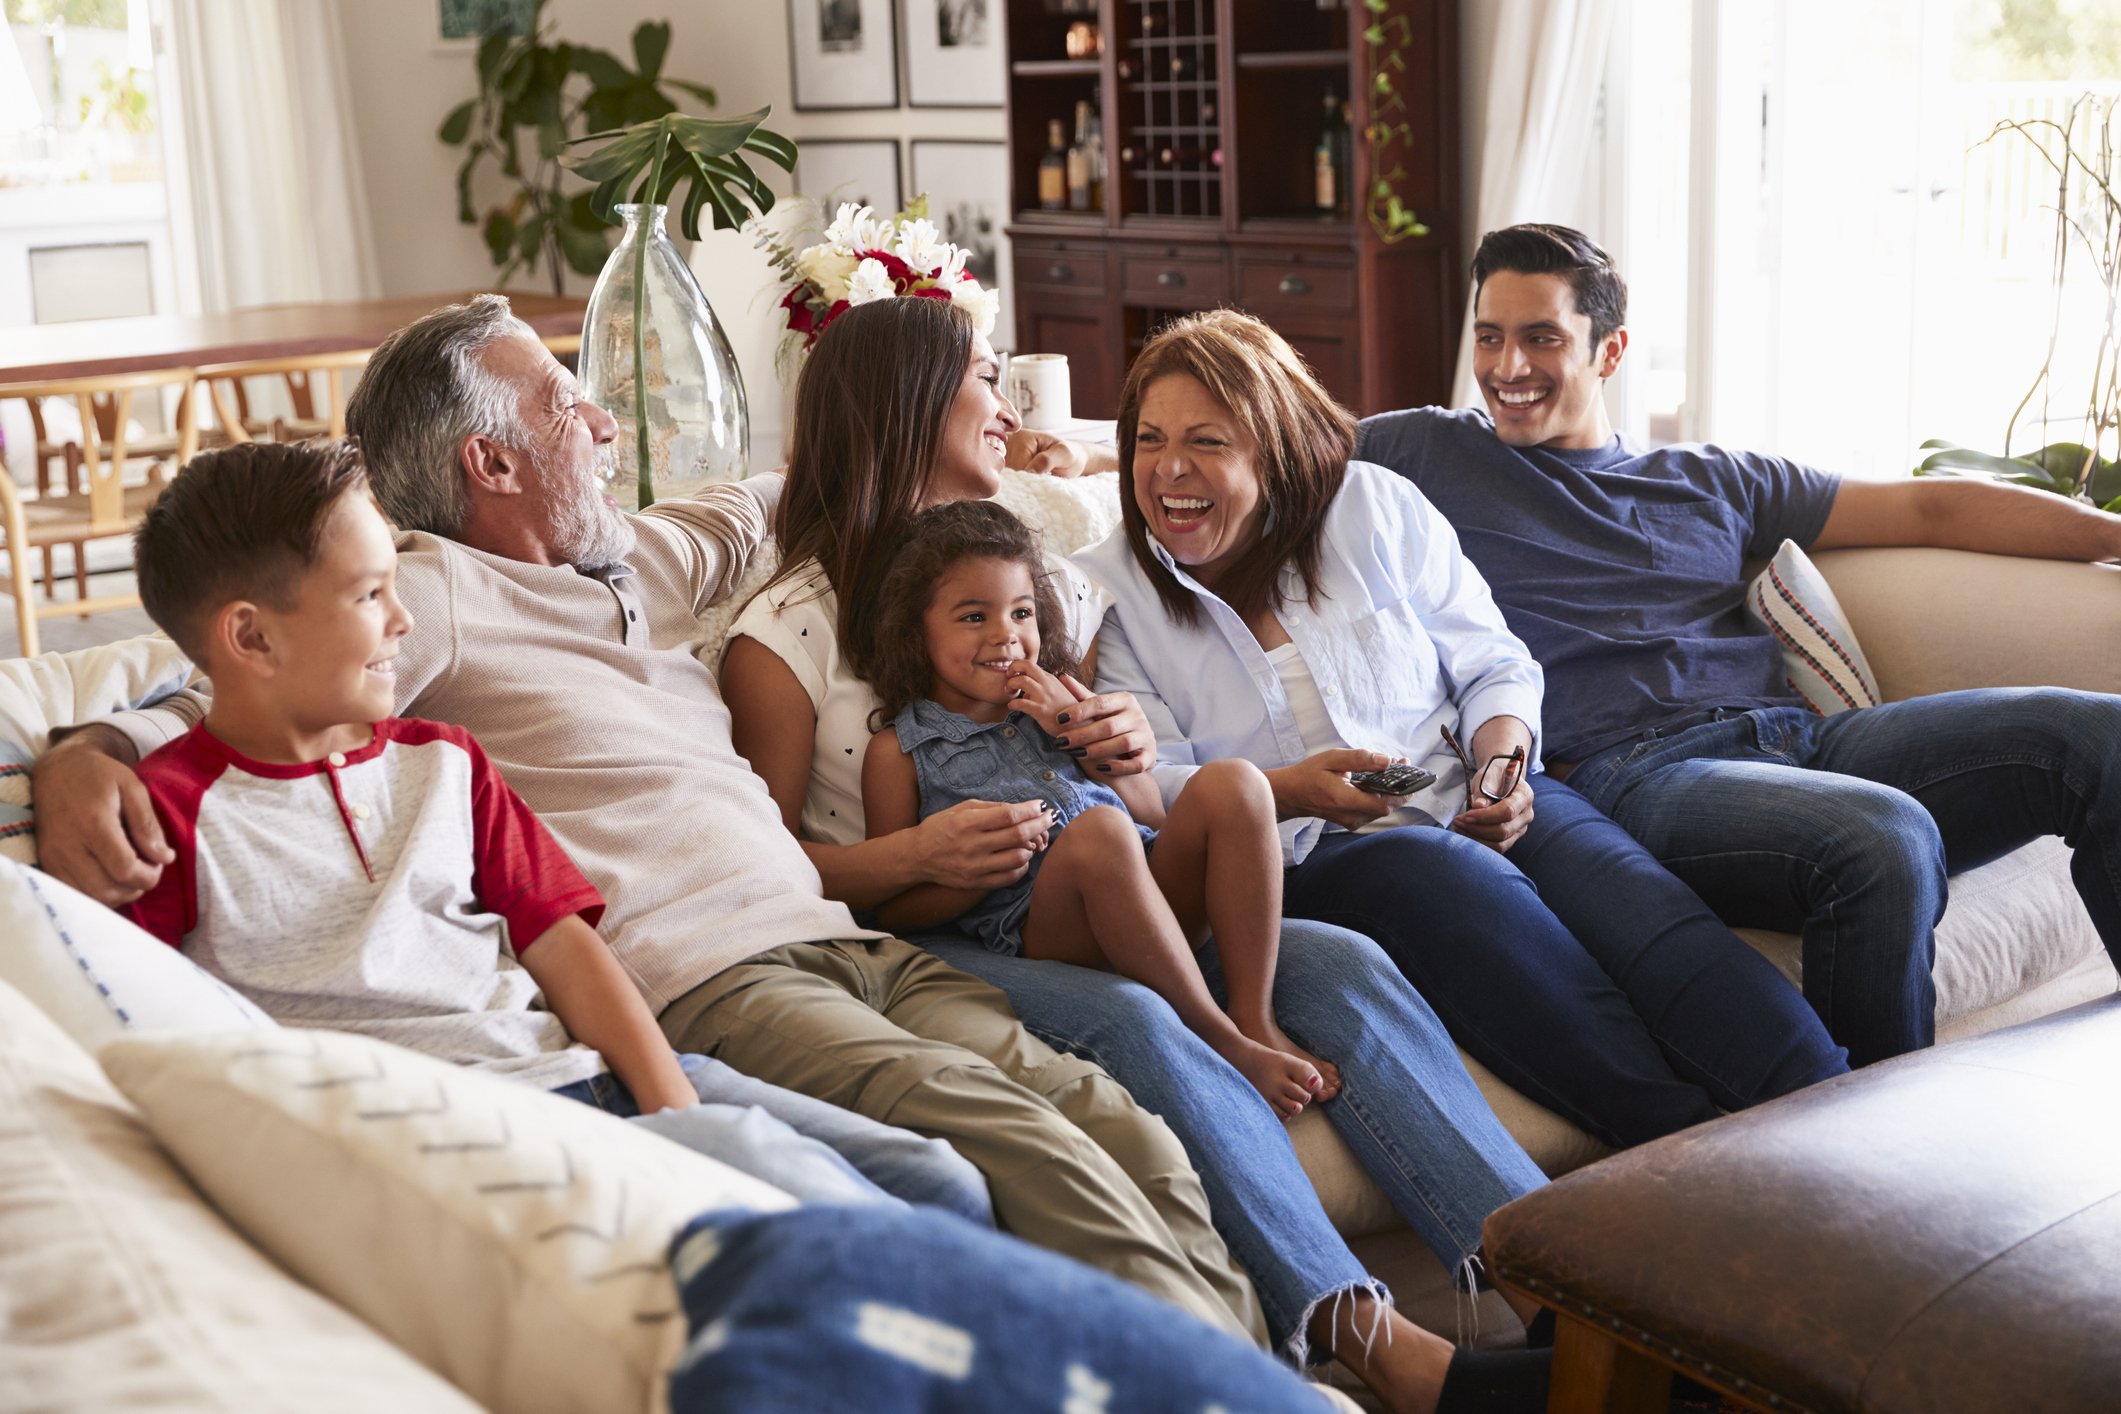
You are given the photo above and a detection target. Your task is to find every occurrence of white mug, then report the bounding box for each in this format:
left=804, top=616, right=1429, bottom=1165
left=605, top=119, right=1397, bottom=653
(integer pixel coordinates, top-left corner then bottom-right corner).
left=1008, top=352, right=1072, bottom=432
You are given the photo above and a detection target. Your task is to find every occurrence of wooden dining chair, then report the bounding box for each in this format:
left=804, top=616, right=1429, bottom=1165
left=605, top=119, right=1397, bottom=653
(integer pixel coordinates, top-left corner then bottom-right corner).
left=0, top=368, right=198, bottom=658
left=195, top=349, right=372, bottom=446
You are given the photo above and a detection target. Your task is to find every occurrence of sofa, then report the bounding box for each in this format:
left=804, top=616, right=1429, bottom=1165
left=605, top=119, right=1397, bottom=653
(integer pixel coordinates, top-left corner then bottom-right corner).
left=0, top=471, right=2113, bottom=1400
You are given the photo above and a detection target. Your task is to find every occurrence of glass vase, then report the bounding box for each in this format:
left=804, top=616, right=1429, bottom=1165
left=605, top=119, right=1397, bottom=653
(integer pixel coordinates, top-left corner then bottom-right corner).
left=579, top=203, right=749, bottom=510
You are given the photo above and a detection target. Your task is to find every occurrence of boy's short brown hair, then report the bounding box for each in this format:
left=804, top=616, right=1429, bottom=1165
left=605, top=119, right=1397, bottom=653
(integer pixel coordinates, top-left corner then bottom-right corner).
left=134, top=439, right=372, bottom=661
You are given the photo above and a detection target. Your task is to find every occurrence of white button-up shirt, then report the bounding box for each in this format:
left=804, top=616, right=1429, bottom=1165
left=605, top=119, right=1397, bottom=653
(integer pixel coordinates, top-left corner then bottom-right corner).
left=1074, top=459, right=1545, bottom=864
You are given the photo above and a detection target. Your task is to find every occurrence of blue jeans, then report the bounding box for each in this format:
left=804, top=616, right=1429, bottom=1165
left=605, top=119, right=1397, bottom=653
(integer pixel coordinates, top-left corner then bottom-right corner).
left=1566, top=690, right=2121, bottom=1067
left=552, top=1053, right=994, bottom=1225
left=1280, top=776, right=1850, bottom=1150
left=667, top=1205, right=1326, bottom=1413
left=919, top=919, right=1546, bottom=1357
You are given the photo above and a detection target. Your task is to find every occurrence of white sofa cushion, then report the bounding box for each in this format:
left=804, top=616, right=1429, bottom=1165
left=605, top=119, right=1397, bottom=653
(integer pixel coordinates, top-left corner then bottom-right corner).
left=0, top=976, right=482, bottom=1413
left=0, top=633, right=194, bottom=864
left=0, top=857, right=276, bottom=1051
left=101, top=1026, right=798, bottom=1414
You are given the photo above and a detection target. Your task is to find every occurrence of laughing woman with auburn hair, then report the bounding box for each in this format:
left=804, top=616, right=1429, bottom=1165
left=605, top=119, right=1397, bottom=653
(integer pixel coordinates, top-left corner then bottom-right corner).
left=720, top=296, right=1561, bottom=1414
left=1077, top=309, right=1850, bottom=1159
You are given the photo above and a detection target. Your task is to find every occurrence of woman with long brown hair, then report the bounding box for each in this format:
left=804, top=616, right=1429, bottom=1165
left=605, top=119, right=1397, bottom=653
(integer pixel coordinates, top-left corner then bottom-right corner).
left=1079, top=308, right=1849, bottom=1153
left=723, top=296, right=1559, bottom=1414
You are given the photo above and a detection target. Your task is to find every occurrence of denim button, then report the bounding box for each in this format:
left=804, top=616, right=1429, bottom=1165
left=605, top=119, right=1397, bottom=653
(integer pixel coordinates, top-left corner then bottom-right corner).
left=1003, top=726, right=1017, bottom=738
left=1041, top=770, right=1056, bottom=780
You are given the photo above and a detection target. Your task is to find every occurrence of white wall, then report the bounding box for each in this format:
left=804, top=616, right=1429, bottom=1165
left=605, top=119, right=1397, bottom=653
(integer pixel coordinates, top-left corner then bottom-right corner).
left=333, top=0, right=1003, bottom=469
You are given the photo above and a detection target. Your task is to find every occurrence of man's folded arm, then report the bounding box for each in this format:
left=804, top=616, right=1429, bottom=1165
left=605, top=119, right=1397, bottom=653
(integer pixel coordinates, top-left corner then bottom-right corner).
left=35, top=684, right=209, bottom=906
left=640, top=472, right=787, bottom=614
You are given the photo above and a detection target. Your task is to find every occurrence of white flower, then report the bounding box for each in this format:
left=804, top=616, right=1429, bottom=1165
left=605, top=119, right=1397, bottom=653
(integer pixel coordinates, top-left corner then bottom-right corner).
left=846, top=257, right=898, bottom=306
left=851, top=212, right=899, bottom=255
left=892, top=217, right=948, bottom=275
left=932, top=243, right=970, bottom=285
left=823, top=202, right=875, bottom=251
left=794, top=243, right=860, bottom=303
left=947, top=278, right=999, bottom=337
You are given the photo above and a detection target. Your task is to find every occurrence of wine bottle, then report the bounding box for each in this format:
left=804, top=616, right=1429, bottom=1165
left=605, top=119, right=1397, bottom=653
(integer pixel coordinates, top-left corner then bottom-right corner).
left=1199, top=98, right=1216, bottom=124
left=1067, top=101, right=1093, bottom=211
left=1169, top=51, right=1196, bottom=81
left=1040, top=118, right=1067, bottom=211
left=1085, top=85, right=1107, bottom=210
left=1314, top=86, right=1346, bottom=214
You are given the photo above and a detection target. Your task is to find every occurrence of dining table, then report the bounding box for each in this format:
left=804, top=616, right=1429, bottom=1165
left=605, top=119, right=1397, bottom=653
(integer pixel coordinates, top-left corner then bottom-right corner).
left=0, top=290, right=587, bottom=385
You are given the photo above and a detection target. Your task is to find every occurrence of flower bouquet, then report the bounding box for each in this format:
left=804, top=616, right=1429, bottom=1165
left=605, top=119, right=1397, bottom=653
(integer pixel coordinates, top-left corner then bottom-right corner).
left=748, top=196, right=999, bottom=369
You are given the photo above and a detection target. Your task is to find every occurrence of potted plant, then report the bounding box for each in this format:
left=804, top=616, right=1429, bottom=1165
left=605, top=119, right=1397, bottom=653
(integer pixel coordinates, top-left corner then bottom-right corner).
left=439, top=3, right=732, bottom=295
left=1915, top=94, right=2119, bottom=510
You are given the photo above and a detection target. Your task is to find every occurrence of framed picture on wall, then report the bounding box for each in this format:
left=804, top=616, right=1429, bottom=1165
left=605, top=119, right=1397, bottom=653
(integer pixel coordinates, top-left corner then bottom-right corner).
left=902, top=0, right=1005, bottom=107
left=910, top=139, right=1012, bottom=348
left=787, top=0, right=900, bottom=111
left=794, top=139, right=903, bottom=215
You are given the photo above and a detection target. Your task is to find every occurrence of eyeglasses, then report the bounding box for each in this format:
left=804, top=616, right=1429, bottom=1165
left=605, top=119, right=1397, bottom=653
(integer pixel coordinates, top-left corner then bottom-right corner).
left=1438, top=725, right=1527, bottom=813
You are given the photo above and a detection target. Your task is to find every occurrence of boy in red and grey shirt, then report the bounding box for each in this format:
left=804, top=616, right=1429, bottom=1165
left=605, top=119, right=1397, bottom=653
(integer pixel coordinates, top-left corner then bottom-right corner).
left=119, top=439, right=927, bottom=1213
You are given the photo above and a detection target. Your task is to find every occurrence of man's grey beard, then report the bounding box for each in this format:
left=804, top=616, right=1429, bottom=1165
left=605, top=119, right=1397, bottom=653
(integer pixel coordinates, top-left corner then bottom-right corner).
left=546, top=441, right=637, bottom=572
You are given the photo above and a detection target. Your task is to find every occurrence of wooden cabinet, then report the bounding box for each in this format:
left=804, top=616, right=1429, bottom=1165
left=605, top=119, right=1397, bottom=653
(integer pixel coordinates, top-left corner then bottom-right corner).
left=1001, top=0, right=1460, bottom=420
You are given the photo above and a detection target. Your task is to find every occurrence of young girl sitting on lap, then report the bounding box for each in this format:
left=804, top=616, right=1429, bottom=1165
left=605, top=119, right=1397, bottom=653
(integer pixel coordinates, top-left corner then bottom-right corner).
left=859, top=501, right=1336, bottom=1118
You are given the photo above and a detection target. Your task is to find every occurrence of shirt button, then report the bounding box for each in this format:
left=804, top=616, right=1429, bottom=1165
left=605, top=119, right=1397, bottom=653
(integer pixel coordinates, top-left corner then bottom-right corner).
left=1003, top=726, right=1017, bottom=739
left=326, top=752, right=347, bottom=767
left=1041, top=770, right=1056, bottom=781
left=1324, top=685, right=1339, bottom=697
left=352, top=803, right=372, bottom=820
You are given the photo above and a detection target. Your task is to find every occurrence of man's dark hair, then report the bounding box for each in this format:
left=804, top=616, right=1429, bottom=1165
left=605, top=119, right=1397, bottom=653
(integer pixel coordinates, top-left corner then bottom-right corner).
left=134, top=439, right=370, bottom=661
left=1471, top=223, right=1629, bottom=348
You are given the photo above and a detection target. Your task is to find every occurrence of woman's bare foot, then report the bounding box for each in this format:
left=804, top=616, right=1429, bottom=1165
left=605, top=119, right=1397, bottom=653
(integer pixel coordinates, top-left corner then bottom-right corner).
left=1239, top=1017, right=1343, bottom=1100
left=1215, top=1034, right=1321, bottom=1117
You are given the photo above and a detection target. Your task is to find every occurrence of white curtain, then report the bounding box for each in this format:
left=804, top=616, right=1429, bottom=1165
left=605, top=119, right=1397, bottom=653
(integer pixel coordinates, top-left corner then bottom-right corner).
left=165, top=0, right=380, bottom=311
left=1450, top=0, right=1618, bottom=408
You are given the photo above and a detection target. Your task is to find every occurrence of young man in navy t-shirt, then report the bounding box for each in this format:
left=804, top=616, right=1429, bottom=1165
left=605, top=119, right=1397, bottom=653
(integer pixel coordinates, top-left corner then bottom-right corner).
left=1356, top=222, right=2121, bottom=1067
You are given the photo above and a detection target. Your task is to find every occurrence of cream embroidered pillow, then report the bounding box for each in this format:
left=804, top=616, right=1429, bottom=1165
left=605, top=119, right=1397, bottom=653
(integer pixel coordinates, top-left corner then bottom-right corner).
left=102, top=1027, right=798, bottom=1414
left=0, top=977, right=479, bottom=1413
left=1745, top=539, right=1882, bottom=715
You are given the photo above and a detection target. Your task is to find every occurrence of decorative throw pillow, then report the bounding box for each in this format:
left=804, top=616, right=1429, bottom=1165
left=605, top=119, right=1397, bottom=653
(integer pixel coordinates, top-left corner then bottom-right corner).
left=0, top=634, right=196, bottom=864
left=0, top=858, right=276, bottom=1052
left=0, top=976, right=481, bottom=1413
left=102, top=1026, right=798, bottom=1414
left=1745, top=539, right=1882, bottom=715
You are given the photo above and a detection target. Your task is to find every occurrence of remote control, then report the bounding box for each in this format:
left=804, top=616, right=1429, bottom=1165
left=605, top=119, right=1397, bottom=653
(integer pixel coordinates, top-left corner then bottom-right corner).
left=1348, top=763, right=1436, bottom=796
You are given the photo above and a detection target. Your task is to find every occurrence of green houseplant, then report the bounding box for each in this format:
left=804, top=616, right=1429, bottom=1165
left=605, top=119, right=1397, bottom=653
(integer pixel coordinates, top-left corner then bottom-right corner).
left=438, top=2, right=735, bottom=294
left=1916, top=94, right=2120, bottom=511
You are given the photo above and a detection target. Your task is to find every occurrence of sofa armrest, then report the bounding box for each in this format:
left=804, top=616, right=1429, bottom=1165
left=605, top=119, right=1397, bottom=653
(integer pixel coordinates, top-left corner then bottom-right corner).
left=1809, top=547, right=2121, bottom=702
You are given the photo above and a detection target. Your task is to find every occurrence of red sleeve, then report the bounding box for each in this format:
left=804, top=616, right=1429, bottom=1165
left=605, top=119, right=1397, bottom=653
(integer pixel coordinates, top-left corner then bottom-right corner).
left=388, top=719, right=604, bottom=954
left=119, top=731, right=213, bottom=948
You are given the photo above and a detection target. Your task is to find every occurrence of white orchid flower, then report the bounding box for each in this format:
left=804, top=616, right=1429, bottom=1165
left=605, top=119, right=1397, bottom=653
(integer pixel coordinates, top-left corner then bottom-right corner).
left=846, top=257, right=898, bottom=306
left=947, top=279, right=1000, bottom=337
left=893, top=217, right=948, bottom=275
left=824, top=202, right=876, bottom=251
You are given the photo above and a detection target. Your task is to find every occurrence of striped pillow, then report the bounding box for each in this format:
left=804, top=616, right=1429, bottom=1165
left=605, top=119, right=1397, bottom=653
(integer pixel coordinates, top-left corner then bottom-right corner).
left=1745, top=540, right=1881, bottom=715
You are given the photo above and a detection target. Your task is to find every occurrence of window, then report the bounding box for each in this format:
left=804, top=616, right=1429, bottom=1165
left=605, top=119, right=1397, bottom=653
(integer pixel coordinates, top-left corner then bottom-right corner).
left=1606, top=0, right=2120, bottom=477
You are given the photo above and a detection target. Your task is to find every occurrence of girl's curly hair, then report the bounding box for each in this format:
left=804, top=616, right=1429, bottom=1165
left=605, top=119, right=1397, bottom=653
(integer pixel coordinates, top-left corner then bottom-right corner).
left=855, top=501, right=1081, bottom=730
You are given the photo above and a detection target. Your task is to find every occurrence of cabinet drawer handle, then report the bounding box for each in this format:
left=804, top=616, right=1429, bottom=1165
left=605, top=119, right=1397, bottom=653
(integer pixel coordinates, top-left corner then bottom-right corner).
left=1157, top=269, right=1186, bottom=287
left=1048, top=263, right=1074, bottom=282
left=1278, top=275, right=1311, bottom=296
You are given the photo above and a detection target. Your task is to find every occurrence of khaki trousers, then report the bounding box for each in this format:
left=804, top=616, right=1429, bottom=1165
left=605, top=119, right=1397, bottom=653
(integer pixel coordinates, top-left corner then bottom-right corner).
left=660, top=938, right=1268, bottom=1347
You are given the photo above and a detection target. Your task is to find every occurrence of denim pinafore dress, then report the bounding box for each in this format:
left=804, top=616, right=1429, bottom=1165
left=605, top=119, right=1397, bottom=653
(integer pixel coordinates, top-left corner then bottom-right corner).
left=895, top=698, right=1157, bottom=955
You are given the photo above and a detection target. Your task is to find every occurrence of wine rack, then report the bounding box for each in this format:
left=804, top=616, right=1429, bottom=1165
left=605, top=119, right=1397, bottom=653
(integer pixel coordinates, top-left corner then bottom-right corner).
left=1121, top=0, right=1220, bottom=219
left=1004, top=0, right=1462, bottom=420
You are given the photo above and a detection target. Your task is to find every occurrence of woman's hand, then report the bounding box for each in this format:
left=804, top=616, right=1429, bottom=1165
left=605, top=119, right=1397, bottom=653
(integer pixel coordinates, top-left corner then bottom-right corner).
left=1006, top=667, right=1156, bottom=778
left=911, top=799, right=1052, bottom=891
left=1449, top=714, right=1535, bottom=853
left=1264, top=749, right=1410, bottom=830
left=1005, top=431, right=1118, bottom=479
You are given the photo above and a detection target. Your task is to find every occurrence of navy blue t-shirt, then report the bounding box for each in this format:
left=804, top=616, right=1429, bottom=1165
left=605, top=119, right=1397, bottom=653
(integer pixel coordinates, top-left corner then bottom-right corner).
left=1355, top=407, right=1843, bottom=763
